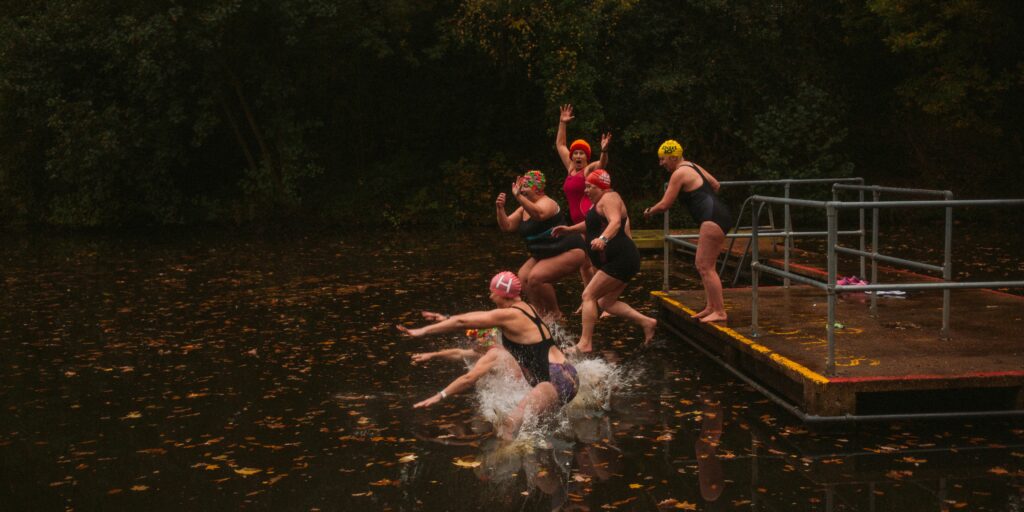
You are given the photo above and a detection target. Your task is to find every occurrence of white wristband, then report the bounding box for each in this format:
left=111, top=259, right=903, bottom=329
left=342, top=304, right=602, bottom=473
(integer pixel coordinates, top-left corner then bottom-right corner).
left=439, top=390, right=447, bottom=399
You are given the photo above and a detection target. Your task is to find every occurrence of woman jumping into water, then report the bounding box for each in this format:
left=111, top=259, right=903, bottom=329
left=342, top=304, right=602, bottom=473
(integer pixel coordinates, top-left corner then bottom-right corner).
left=496, top=170, right=586, bottom=320
left=643, top=140, right=734, bottom=323
left=398, top=271, right=579, bottom=439
left=553, top=170, right=658, bottom=353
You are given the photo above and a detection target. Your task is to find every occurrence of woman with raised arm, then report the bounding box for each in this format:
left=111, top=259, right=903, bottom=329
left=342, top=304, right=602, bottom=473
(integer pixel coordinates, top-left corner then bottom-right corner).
left=398, top=272, right=579, bottom=440
left=553, top=170, right=658, bottom=353
left=556, top=104, right=610, bottom=285
left=496, top=170, right=586, bottom=320
left=643, top=140, right=733, bottom=323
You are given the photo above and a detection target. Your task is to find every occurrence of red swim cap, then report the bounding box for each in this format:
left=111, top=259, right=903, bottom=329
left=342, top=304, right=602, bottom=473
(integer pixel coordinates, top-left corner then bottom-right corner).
left=489, top=271, right=522, bottom=299
left=586, top=169, right=611, bottom=190
left=569, top=139, right=591, bottom=161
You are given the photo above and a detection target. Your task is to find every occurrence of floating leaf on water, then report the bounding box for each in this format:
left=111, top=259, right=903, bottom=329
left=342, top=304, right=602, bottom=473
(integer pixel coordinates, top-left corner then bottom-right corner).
left=452, top=457, right=481, bottom=468
left=987, top=467, right=1009, bottom=475
left=398, top=454, right=417, bottom=463
left=122, top=411, right=142, bottom=420
left=629, top=483, right=643, bottom=489
left=885, top=470, right=913, bottom=480
left=130, top=485, right=149, bottom=491
left=234, top=467, right=262, bottom=476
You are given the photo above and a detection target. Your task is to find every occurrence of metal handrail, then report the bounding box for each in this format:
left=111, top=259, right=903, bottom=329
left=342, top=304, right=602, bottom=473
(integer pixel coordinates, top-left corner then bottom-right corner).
left=661, top=177, right=865, bottom=290
left=748, top=195, right=1024, bottom=375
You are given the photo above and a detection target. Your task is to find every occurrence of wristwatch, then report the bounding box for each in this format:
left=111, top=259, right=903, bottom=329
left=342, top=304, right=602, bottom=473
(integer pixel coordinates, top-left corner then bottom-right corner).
left=599, top=235, right=609, bottom=243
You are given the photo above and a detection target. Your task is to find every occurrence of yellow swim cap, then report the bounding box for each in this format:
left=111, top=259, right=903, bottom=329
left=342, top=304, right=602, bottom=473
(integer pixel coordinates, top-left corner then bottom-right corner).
left=658, top=140, right=683, bottom=158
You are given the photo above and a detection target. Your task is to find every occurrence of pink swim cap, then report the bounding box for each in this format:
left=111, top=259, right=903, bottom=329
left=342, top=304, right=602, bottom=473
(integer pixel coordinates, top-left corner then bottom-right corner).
left=489, top=271, right=522, bottom=299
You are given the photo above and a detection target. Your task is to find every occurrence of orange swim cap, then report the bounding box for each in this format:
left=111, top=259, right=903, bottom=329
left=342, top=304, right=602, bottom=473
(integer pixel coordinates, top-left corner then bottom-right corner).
left=569, top=139, right=591, bottom=161
left=586, top=169, right=611, bottom=190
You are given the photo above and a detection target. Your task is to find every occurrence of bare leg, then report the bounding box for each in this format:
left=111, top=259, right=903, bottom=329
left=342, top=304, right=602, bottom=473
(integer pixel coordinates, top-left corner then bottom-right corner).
left=692, top=247, right=712, bottom=319
left=527, top=249, right=585, bottom=321
left=695, top=222, right=727, bottom=323
left=517, top=258, right=537, bottom=302
left=500, top=382, right=560, bottom=440
left=598, top=294, right=658, bottom=344
left=577, top=271, right=629, bottom=352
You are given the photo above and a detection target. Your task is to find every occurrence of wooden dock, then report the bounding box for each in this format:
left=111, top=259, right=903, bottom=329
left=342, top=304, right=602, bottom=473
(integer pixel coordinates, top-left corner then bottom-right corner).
left=653, top=283, right=1024, bottom=419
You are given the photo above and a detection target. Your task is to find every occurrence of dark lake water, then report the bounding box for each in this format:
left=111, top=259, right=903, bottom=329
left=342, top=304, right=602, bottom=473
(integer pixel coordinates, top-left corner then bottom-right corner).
left=1, top=227, right=1021, bottom=511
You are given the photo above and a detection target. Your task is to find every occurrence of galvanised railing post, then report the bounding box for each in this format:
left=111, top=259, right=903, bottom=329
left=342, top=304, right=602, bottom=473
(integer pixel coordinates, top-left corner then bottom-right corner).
left=662, top=182, right=670, bottom=291
left=784, top=182, right=792, bottom=288
left=826, top=203, right=838, bottom=376
left=942, top=191, right=953, bottom=339
left=859, top=188, right=866, bottom=279
left=870, top=190, right=880, bottom=317
left=751, top=199, right=760, bottom=338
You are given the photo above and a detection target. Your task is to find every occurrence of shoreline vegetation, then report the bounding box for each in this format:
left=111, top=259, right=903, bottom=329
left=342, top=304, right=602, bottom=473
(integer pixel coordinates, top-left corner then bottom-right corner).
left=1, top=1, right=1020, bottom=229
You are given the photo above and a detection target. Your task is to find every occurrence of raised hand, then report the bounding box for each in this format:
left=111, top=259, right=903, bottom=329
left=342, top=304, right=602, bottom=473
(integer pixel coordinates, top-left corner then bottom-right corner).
left=560, top=104, right=574, bottom=123
left=496, top=192, right=506, bottom=208
left=600, top=132, right=612, bottom=151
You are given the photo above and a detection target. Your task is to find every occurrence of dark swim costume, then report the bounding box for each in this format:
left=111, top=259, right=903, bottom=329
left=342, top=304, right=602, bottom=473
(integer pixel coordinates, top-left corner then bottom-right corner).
left=518, top=208, right=586, bottom=260
left=585, top=206, right=641, bottom=282
left=501, top=303, right=579, bottom=405
left=679, top=163, right=734, bottom=233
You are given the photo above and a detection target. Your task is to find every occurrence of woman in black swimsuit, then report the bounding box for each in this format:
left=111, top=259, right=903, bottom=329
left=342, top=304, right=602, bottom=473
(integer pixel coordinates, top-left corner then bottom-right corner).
left=397, top=272, right=579, bottom=440
left=643, top=140, right=734, bottom=323
left=553, top=170, right=658, bottom=353
left=496, top=170, right=586, bottom=320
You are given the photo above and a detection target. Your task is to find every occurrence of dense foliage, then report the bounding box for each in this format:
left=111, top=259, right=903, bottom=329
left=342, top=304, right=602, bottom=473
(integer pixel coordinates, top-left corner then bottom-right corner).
left=1, top=0, right=1020, bottom=227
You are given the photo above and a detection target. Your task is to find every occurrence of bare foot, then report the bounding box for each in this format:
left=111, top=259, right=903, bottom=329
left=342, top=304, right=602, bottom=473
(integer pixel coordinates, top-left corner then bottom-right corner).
left=600, top=311, right=612, bottom=319
left=700, top=312, right=728, bottom=323
left=568, top=342, right=593, bottom=355
left=643, top=318, right=658, bottom=344
left=691, top=308, right=712, bottom=319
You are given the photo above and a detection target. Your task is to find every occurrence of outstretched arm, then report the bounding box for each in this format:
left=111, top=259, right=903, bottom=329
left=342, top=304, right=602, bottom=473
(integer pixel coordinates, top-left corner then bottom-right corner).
left=414, top=349, right=501, bottom=408
left=556, top=104, right=573, bottom=172
left=644, top=169, right=692, bottom=218
left=398, top=309, right=510, bottom=338
left=411, top=348, right=478, bottom=364
left=552, top=220, right=586, bottom=237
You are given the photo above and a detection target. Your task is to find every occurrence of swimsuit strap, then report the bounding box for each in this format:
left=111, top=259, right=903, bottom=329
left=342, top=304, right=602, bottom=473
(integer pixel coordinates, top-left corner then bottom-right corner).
left=510, top=304, right=551, bottom=340
left=681, top=162, right=712, bottom=189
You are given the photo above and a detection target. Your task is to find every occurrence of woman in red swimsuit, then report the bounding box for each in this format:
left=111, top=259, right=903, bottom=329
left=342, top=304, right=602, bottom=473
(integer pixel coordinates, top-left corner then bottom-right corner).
left=555, top=104, right=610, bottom=285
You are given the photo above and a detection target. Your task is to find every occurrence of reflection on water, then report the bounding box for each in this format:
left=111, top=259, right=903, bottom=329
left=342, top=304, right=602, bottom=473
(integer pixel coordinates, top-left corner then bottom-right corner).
left=0, top=228, right=1021, bottom=511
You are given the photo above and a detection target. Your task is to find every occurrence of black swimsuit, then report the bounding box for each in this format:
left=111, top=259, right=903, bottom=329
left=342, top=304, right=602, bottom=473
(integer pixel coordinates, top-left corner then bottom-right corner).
left=679, top=163, right=734, bottom=233
left=518, top=208, right=586, bottom=260
left=501, top=304, right=579, bottom=405
left=585, top=205, right=641, bottom=282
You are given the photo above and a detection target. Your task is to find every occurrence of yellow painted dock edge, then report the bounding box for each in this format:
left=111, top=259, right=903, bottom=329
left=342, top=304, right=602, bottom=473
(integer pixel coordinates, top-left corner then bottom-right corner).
left=651, top=291, right=830, bottom=385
